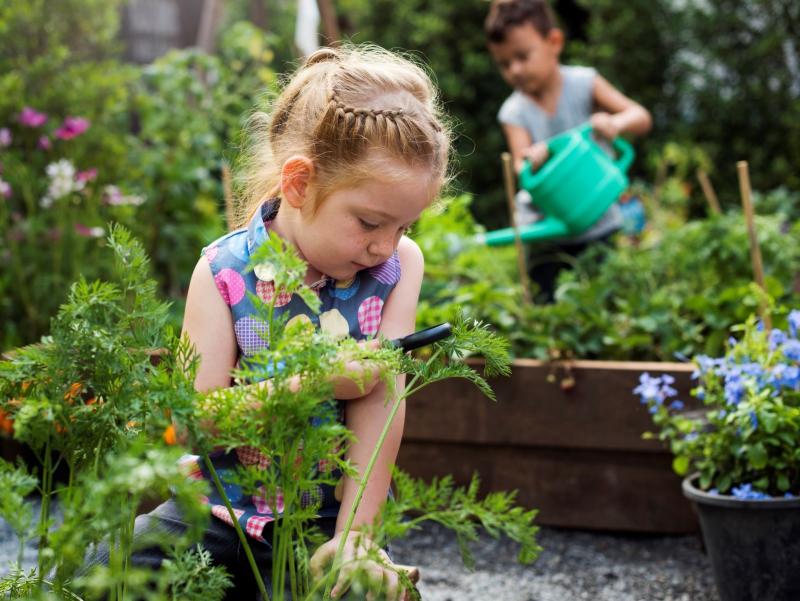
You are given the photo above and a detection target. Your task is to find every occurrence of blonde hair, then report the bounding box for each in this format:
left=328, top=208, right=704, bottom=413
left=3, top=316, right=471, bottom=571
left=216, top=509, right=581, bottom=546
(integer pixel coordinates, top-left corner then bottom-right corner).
left=233, top=44, right=452, bottom=229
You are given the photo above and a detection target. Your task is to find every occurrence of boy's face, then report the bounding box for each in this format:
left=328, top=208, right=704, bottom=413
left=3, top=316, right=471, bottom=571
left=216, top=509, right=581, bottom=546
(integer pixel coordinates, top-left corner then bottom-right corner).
left=489, top=22, right=563, bottom=96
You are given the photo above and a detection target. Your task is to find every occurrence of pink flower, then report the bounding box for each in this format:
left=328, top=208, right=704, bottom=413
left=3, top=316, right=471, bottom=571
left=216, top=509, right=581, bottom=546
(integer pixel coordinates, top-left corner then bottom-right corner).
left=54, top=117, right=90, bottom=140
left=0, top=178, right=11, bottom=199
left=0, top=128, right=11, bottom=147
left=76, top=168, right=97, bottom=183
left=38, top=136, right=52, bottom=150
left=74, top=223, right=105, bottom=238
left=18, top=107, right=48, bottom=128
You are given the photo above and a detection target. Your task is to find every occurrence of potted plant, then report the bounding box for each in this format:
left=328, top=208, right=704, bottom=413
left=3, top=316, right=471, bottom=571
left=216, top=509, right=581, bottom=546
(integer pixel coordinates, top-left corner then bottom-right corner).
left=635, top=308, right=800, bottom=601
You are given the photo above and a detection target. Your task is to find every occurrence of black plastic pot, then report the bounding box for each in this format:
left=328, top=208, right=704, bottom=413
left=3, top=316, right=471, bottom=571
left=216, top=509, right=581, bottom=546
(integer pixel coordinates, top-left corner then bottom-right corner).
left=683, top=476, right=800, bottom=601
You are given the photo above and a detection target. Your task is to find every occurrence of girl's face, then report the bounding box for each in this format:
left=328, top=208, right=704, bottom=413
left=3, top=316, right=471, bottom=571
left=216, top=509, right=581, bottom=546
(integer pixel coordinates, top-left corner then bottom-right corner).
left=295, top=162, right=437, bottom=281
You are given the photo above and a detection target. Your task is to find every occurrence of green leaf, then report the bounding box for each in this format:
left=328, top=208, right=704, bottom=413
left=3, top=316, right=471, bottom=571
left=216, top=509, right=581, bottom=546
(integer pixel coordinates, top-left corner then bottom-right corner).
left=672, top=455, right=690, bottom=476
left=747, top=443, right=768, bottom=470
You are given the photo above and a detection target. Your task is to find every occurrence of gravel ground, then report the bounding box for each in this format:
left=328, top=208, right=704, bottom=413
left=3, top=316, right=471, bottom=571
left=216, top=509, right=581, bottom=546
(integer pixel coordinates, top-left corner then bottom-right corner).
left=390, top=523, right=719, bottom=601
left=1, top=503, right=719, bottom=600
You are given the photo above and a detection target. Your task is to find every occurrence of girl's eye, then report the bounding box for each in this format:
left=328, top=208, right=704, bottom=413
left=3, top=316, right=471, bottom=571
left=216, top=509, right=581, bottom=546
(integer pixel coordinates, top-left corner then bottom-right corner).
left=359, top=218, right=379, bottom=231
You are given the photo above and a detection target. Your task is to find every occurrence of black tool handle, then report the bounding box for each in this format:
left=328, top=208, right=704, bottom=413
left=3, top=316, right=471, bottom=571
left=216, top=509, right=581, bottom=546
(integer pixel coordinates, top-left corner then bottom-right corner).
left=391, top=322, right=452, bottom=352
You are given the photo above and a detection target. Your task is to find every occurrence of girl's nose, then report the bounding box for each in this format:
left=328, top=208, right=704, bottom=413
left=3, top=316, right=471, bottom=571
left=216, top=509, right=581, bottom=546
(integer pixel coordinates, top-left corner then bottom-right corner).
left=368, top=234, right=395, bottom=261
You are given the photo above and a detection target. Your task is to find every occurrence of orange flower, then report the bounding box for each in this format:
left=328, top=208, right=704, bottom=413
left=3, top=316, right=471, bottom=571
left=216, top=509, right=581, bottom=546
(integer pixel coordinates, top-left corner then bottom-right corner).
left=21, top=381, right=31, bottom=393
left=0, top=410, right=14, bottom=435
left=162, top=424, right=177, bottom=445
left=55, top=422, right=67, bottom=435
left=85, top=397, right=97, bottom=406
left=64, top=382, right=82, bottom=403
left=126, top=420, right=139, bottom=429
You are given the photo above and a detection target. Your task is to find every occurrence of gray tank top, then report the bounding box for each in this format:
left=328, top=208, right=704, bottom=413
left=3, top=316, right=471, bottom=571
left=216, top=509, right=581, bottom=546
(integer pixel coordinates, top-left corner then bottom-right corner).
left=498, top=65, right=622, bottom=243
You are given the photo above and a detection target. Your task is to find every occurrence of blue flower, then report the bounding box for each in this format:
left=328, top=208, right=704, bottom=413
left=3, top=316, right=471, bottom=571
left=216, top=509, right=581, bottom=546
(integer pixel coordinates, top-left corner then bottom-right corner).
left=769, top=329, right=787, bottom=351
left=723, top=371, right=746, bottom=406
left=634, top=372, right=678, bottom=405
left=731, top=483, right=770, bottom=500
left=769, top=364, right=800, bottom=390
left=785, top=492, right=796, bottom=499
left=685, top=432, right=698, bottom=442
left=669, top=400, right=685, bottom=411
left=788, top=309, right=800, bottom=339
left=749, top=410, right=758, bottom=430
left=782, top=339, right=800, bottom=362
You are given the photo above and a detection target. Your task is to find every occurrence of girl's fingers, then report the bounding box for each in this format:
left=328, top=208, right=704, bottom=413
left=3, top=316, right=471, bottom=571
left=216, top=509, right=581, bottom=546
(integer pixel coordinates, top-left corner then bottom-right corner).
left=384, top=568, right=401, bottom=601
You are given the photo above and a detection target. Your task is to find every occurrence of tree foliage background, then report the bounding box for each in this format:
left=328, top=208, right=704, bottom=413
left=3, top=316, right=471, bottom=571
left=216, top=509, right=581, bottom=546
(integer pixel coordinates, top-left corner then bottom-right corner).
left=334, top=0, right=800, bottom=227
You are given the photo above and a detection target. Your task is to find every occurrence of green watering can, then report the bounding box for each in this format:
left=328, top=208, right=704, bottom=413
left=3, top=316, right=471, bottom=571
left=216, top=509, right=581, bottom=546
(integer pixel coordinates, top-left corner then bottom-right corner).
left=481, top=123, right=635, bottom=246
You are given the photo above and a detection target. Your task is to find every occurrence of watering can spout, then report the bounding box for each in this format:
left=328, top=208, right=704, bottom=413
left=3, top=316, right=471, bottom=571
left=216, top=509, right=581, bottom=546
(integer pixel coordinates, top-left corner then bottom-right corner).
left=479, top=216, right=570, bottom=247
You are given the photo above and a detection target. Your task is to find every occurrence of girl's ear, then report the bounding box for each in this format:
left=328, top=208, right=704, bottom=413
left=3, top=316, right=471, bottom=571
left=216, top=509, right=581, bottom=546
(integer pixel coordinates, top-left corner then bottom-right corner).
left=280, top=155, right=314, bottom=209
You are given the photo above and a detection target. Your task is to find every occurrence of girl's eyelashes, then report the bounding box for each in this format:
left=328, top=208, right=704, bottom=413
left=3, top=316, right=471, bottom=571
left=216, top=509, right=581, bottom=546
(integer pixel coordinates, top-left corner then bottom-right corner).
left=358, top=218, right=379, bottom=231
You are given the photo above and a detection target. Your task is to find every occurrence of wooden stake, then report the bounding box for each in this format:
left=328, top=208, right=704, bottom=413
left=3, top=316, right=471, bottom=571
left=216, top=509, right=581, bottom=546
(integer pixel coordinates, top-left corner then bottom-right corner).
left=501, top=152, right=532, bottom=304
left=696, top=169, right=721, bottom=215
left=737, top=160, right=771, bottom=331
left=316, top=0, right=340, bottom=46
left=222, top=163, right=235, bottom=232
left=197, top=0, right=224, bottom=54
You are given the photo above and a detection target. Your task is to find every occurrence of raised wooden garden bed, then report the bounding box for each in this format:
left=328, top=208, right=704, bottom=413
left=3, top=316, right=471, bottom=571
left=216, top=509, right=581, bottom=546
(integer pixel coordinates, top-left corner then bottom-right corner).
left=398, top=359, right=699, bottom=533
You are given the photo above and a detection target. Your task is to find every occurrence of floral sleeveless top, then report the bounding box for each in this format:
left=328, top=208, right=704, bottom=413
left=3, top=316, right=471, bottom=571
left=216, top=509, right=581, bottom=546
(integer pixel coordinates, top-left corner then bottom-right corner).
left=180, top=199, right=402, bottom=543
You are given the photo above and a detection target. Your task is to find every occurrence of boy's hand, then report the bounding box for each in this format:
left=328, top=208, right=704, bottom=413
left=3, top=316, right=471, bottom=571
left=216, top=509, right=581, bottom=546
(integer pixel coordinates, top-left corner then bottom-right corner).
left=310, top=531, right=415, bottom=601
left=590, top=112, right=621, bottom=140
left=523, top=141, right=549, bottom=170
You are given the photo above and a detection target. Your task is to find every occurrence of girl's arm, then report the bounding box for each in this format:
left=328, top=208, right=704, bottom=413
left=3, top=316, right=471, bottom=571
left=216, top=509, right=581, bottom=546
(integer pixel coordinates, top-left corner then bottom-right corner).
left=181, top=256, right=238, bottom=392
left=335, top=235, right=425, bottom=534
left=591, top=75, right=652, bottom=140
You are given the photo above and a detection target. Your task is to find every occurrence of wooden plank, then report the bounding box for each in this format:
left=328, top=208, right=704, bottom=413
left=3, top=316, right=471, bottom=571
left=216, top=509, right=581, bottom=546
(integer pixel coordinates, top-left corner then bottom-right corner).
left=405, top=360, right=697, bottom=452
left=397, top=441, right=698, bottom=533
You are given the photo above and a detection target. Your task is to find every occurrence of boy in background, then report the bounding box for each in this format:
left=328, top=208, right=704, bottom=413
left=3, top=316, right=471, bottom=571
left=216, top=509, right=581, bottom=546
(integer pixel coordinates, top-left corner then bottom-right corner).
left=485, top=0, right=651, bottom=301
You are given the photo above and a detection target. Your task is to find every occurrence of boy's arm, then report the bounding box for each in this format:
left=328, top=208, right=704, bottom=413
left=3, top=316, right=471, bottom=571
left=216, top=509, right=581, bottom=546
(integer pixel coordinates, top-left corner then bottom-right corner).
left=591, top=75, right=652, bottom=140
left=335, top=235, right=424, bottom=534
left=502, top=123, right=549, bottom=174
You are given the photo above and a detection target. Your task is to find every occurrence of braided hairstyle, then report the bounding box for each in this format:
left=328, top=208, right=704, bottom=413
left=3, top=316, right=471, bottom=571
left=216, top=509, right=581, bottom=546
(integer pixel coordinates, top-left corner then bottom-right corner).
left=234, top=45, right=451, bottom=228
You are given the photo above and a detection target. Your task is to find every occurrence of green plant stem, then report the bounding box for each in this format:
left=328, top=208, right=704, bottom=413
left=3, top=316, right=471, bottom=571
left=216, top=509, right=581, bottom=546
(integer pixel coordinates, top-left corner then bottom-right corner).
left=37, top=438, right=53, bottom=579
left=203, top=453, right=270, bottom=601
left=121, top=502, right=136, bottom=600
left=323, top=349, right=440, bottom=599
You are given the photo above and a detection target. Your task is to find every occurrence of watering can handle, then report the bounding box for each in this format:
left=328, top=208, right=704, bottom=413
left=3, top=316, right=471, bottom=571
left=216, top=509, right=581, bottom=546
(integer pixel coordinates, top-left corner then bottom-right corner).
left=579, top=123, right=636, bottom=173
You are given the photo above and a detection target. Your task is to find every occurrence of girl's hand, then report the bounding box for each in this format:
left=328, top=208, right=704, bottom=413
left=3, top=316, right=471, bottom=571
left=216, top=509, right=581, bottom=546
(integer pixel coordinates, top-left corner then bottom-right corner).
left=589, top=112, right=621, bottom=140
left=309, top=531, right=414, bottom=601
left=523, top=141, right=549, bottom=169
left=331, top=339, right=385, bottom=400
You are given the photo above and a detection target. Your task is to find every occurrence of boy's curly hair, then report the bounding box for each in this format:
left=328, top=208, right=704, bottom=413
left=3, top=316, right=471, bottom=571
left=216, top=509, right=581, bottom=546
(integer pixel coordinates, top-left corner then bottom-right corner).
left=484, top=0, right=556, bottom=43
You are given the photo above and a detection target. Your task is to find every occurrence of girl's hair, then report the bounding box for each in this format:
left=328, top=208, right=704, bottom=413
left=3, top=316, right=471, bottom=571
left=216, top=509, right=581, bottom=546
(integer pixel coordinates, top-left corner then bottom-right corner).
left=234, top=44, right=452, bottom=229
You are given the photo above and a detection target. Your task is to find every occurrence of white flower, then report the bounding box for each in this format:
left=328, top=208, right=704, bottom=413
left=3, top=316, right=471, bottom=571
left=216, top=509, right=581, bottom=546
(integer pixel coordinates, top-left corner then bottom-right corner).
left=40, top=196, right=54, bottom=208
left=46, top=159, right=76, bottom=180
left=45, top=159, right=80, bottom=201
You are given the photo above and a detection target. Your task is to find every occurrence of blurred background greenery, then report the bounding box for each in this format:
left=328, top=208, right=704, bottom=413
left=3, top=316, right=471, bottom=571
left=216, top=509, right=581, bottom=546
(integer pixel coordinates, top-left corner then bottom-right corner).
left=1, top=0, right=798, bottom=355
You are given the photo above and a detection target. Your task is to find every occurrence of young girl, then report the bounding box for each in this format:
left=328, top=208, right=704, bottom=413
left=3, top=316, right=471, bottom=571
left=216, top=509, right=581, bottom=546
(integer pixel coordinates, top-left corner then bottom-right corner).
left=129, top=45, right=451, bottom=600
